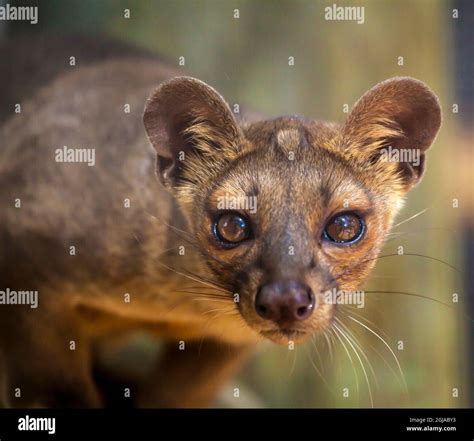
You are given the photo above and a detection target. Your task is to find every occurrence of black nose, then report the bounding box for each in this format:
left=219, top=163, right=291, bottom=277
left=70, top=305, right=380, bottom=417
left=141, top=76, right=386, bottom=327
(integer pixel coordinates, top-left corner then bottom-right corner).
left=255, top=281, right=315, bottom=325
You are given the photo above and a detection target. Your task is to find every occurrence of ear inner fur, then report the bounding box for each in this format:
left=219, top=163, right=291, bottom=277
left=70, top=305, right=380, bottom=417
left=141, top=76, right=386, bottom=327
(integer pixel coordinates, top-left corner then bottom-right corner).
left=341, top=76, right=442, bottom=188
left=143, top=76, right=243, bottom=188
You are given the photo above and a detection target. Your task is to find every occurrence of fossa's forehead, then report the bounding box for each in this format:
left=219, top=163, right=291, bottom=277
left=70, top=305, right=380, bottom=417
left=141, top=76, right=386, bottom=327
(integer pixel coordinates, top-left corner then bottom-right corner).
left=243, top=116, right=339, bottom=151
left=275, top=127, right=306, bottom=155
left=207, top=129, right=372, bottom=216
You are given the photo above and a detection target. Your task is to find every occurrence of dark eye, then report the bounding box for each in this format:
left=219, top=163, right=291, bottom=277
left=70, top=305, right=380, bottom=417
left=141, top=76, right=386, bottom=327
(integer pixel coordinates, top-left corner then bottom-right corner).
left=214, top=213, right=251, bottom=245
left=323, top=213, right=364, bottom=244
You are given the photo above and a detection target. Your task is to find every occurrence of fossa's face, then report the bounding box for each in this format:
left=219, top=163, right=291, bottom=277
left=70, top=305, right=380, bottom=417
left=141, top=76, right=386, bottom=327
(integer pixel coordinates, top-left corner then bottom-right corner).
left=191, top=120, right=401, bottom=343
left=144, top=76, right=441, bottom=344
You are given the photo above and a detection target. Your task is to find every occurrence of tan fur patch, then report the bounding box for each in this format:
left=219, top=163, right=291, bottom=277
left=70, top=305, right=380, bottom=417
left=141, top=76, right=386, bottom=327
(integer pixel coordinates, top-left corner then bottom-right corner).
left=276, top=128, right=301, bottom=155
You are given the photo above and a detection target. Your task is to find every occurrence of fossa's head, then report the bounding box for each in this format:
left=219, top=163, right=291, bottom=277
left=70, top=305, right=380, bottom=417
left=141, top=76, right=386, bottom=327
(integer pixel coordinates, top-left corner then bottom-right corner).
left=144, top=76, right=441, bottom=344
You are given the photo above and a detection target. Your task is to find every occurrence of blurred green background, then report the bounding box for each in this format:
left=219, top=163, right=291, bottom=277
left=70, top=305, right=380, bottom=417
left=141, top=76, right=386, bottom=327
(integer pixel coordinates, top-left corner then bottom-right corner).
left=3, top=0, right=472, bottom=408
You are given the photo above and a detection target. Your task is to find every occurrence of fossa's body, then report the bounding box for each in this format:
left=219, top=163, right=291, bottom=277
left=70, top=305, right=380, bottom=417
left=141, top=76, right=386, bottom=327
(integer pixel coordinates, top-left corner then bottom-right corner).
left=0, top=36, right=441, bottom=407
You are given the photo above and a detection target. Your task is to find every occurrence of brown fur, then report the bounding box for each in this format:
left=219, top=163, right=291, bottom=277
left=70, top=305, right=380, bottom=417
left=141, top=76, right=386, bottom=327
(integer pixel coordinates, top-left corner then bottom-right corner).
left=0, top=37, right=441, bottom=407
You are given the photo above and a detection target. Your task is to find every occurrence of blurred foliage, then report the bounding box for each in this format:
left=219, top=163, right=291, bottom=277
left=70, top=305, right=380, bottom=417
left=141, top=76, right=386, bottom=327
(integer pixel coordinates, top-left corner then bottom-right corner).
left=6, top=0, right=469, bottom=407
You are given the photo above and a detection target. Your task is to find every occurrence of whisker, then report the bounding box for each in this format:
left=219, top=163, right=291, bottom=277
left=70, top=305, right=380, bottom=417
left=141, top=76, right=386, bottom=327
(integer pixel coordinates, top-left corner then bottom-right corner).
left=334, top=252, right=462, bottom=281
left=185, top=296, right=233, bottom=304
left=392, top=208, right=428, bottom=229
left=179, top=268, right=231, bottom=292
left=347, top=315, right=408, bottom=395
left=310, top=336, right=326, bottom=375
left=173, top=289, right=232, bottom=299
left=303, top=345, right=335, bottom=398
left=219, top=309, right=241, bottom=318
left=336, top=318, right=379, bottom=390
left=322, top=330, right=334, bottom=364
left=363, top=290, right=473, bottom=323
left=340, top=312, right=408, bottom=399
left=339, top=308, right=390, bottom=342
left=202, top=306, right=236, bottom=316
left=197, top=307, right=236, bottom=354
left=181, top=285, right=229, bottom=291
left=332, top=325, right=360, bottom=404
left=145, top=211, right=197, bottom=241
left=334, top=322, right=374, bottom=408
left=386, top=227, right=456, bottom=242
left=155, top=261, right=232, bottom=293
left=375, top=253, right=461, bottom=274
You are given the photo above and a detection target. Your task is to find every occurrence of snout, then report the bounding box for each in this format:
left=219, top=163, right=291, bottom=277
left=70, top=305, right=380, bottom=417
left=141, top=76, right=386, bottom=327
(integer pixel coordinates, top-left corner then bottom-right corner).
left=255, top=280, right=315, bottom=328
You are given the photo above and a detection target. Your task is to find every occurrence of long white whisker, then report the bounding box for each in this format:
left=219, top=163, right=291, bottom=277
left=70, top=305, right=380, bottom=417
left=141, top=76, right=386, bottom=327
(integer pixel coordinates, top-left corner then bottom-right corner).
left=156, top=261, right=232, bottom=293
left=323, top=330, right=334, bottom=364
left=336, top=318, right=379, bottom=390
left=333, top=325, right=360, bottom=403
left=310, top=336, right=326, bottom=375
left=348, top=315, right=408, bottom=396
left=392, top=208, right=428, bottom=229
left=334, top=322, right=374, bottom=408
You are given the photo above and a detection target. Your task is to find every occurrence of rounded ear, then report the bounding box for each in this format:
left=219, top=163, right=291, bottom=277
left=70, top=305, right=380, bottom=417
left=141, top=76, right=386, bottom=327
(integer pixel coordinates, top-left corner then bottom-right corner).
left=143, top=76, right=242, bottom=188
left=342, top=77, right=442, bottom=188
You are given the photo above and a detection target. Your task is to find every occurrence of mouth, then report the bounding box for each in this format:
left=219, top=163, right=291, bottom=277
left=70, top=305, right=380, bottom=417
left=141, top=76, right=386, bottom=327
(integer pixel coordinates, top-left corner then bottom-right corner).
left=260, top=328, right=310, bottom=344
